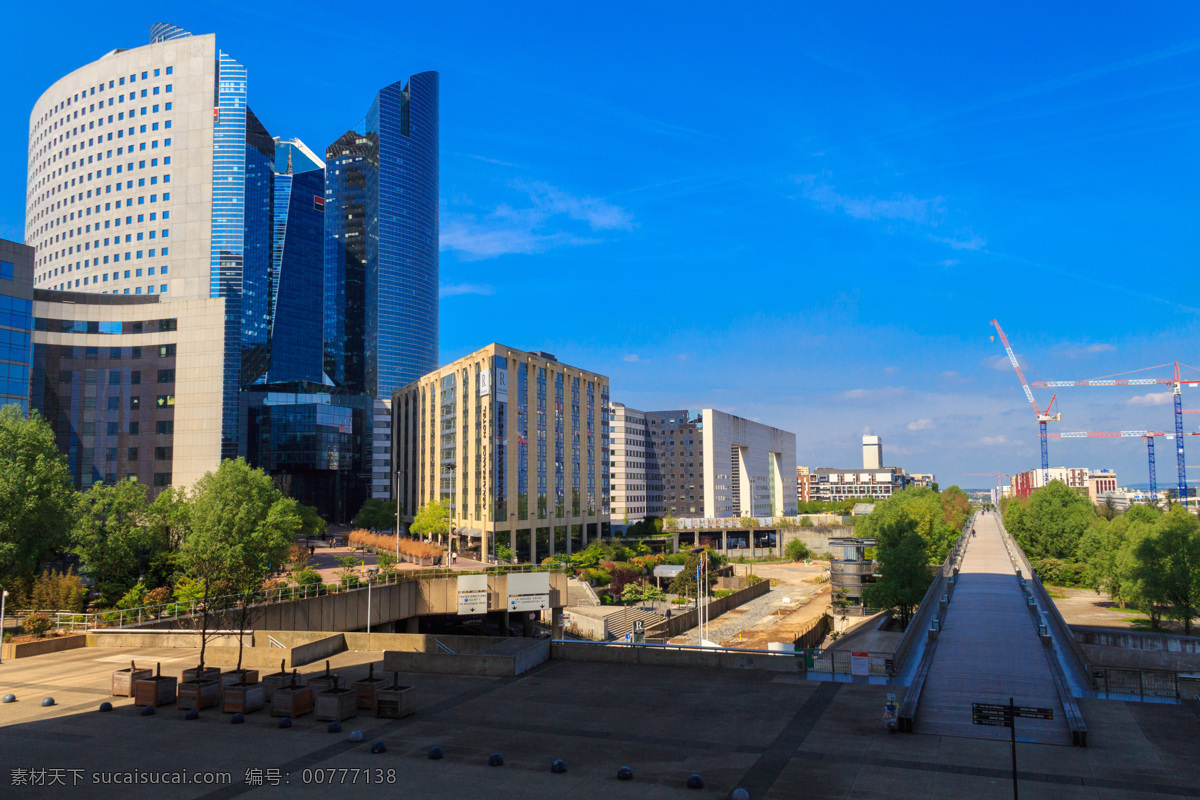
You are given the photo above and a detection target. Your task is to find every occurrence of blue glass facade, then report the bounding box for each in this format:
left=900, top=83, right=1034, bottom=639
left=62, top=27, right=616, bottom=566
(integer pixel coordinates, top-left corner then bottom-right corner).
left=324, top=72, right=439, bottom=398
left=268, top=167, right=325, bottom=383
left=211, top=50, right=249, bottom=459
left=241, top=110, right=275, bottom=385
left=0, top=246, right=33, bottom=413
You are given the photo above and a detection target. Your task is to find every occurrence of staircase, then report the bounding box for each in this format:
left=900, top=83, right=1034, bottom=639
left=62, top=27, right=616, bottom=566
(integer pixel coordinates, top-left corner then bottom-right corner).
left=605, top=606, right=666, bottom=640
left=567, top=578, right=601, bottom=607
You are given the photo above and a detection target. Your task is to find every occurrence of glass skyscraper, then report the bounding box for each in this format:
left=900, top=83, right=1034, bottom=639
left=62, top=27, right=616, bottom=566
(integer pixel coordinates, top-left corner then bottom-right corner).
left=325, top=73, right=440, bottom=499
left=324, top=73, right=439, bottom=397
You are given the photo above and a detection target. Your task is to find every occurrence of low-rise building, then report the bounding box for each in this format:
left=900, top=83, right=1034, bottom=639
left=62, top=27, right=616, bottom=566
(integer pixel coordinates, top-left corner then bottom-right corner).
left=810, top=467, right=907, bottom=502
left=1088, top=470, right=1118, bottom=504
left=1010, top=466, right=1090, bottom=498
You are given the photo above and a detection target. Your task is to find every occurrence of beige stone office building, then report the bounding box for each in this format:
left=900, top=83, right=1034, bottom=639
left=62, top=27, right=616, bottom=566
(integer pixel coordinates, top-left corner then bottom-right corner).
left=393, top=344, right=610, bottom=563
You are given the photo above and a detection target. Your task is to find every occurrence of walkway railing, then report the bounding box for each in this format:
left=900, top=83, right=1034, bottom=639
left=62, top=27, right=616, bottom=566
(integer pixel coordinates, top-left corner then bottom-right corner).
left=57, top=563, right=569, bottom=633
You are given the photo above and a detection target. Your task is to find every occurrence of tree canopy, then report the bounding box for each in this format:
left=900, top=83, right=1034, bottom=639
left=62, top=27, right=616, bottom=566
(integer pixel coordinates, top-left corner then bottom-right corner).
left=1003, top=480, right=1096, bottom=561
left=410, top=500, right=450, bottom=540
left=854, top=486, right=970, bottom=564
left=353, top=497, right=396, bottom=531
left=72, top=479, right=153, bottom=606
left=863, top=515, right=932, bottom=630
left=0, top=406, right=77, bottom=589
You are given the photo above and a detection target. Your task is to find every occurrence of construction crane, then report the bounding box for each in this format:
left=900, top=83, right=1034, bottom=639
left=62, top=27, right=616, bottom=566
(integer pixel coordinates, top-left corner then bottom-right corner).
left=1041, top=429, right=1200, bottom=498
left=990, top=320, right=1060, bottom=486
left=1029, top=362, right=1200, bottom=506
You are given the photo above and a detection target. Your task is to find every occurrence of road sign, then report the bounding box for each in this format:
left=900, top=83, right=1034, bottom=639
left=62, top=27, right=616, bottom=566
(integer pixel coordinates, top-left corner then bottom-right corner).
left=508, top=594, right=548, bottom=612
left=632, top=620, right=645, bottom=634
left=1014, top=706, right=1054, bottom=720
left=457, top=590, right=488, bottom=615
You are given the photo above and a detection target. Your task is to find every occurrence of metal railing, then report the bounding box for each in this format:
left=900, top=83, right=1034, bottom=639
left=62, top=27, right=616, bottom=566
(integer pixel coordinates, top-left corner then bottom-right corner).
left=37, top=563, right=568, bottom=633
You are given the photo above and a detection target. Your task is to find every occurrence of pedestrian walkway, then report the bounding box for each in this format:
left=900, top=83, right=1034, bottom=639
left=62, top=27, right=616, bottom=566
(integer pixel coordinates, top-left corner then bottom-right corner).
left=915, top=512, right=1072, bottom=744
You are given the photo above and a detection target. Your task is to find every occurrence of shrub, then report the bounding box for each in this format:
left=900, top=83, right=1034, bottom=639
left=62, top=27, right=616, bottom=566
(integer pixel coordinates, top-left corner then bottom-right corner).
left=295, top=568, right=323, bottom=587
left=784, top=539, right=810, bottom=561
left=609, top=565, right=642, bottom=597
left=143, top=587, right=173, bottom=606
left=115, top=582, right=148, bottom=610
left=1032, top=558, right=1087, bottom=587
left=671, top=597, right=688, bottom=605
left=22, top=612, right=52, bottom=638
left=29, top=568, right=89, bottom=612
left=799, top=517, right=814, bottom=528
left=713, top=589, right=734, bottom=599
left=745, top=574, right=764, bottom=586
left=582, top=567, right=612, bottom=586
left=347, top=529, right=444, bottom=560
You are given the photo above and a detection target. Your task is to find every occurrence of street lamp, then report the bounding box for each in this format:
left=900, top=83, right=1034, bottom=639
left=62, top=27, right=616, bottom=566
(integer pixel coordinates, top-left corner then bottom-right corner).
left=394, top=468, right=405, bottom=561
left=690, top=545, right=707, bottom=646
left=0, top=589, right=7, bottom=664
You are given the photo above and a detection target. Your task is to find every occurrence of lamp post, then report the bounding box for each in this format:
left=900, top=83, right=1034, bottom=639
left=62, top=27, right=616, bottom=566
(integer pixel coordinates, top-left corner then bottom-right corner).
left=394, top=468, right=405, bottom=561
left=0, top=589, right=7, bottom=664
left=690, top=545, right=707, bottom=646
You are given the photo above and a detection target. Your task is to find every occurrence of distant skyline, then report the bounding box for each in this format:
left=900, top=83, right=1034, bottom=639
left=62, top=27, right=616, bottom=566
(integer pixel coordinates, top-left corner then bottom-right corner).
left=3, top=3, right=1199, bottom=490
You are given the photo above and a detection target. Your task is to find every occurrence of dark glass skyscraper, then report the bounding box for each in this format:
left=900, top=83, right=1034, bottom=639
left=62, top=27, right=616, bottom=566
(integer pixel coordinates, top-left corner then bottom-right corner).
left=324, top=73, right=439, bottom=398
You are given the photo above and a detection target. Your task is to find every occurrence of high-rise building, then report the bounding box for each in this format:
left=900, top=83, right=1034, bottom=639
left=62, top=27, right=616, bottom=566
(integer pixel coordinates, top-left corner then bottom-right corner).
left=862, top=435, right=882, bottom=469
left=631, top=409, right=797, bottom=519
left=325, top=73, right=440, bottom=500
left=609, top=403, right=663, bottom=523
left=393, top=345, right=609, bottom=563
left=22, top=24, right=440, bottom=513
left=0, top=241, right=34, bottom=414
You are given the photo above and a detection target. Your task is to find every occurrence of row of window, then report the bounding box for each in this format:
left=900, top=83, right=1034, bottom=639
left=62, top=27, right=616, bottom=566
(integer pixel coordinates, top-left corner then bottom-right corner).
left=32, top=113, right=174, bottom=199
left=33, top=69, right=174, bottom=157
left=36, top=318, right=176, bottom=335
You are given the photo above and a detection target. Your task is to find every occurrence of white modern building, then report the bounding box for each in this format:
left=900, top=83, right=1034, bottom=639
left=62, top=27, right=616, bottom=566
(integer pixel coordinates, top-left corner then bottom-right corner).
left=641, top=408, right=797, bottom=519
left=810, top=467, right=907, bottom=502
left=609, top=403, right=662, bottom=523
left=862, top=435, right=882, bottom=469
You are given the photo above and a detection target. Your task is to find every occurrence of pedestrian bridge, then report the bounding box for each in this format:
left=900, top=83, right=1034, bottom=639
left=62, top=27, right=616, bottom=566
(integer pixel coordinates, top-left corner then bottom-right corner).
left=898, top=511, right=1091, bottom=746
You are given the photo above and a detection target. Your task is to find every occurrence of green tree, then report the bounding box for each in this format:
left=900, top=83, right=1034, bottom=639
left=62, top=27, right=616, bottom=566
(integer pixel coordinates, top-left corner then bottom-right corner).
left=0, top=406, right=77, bottom=593
left=855, top=486, right=964, bottom=565
left=740, top=515, right=758, bottom=529
left=1132, top=507, right=1200, bottom=633
left=663, top=514, right=679, bottom=531
left=410, top=500, right=450, bottom=542
left=180, top=458, right=300, bottom=670
left=863, top=516, right=932, bottom=630
left=784, top=538, right=810, bottom=561
left=144, top=486, right=189, bottom=588
left=353, top=497, right=397, bottom=531
left=297, top=504, right=328, bottom=538
left=667, top=548, right=717, bottom=599
left=72, top=479, right=152, bottom=606
left=1003, top=481, right=1096, bottom=561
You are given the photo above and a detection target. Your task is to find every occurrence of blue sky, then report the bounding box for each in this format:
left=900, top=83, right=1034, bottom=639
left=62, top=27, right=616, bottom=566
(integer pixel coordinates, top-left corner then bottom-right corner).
left=3, top=3, right=1200, bottom=490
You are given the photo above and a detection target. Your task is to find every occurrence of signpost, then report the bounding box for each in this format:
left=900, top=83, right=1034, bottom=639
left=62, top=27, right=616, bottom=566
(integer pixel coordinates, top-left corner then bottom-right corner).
left=632, top=619, right=645, bottom=644
left=456, top=575, right=489, bottom=616
left=507, top=572, right=550, bottom=614
left=971, top=698, right=1054, bottom=800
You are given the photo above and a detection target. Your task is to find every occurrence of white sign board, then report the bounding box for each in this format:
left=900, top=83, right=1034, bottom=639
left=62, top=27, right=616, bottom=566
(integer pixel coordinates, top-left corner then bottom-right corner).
left=458, top=590, right=488, bottom=615
left=851, top=651, right=870, bottom=677
left=457, top=574, right=489, bottom=615
left=479, top=369, right=491, bottom=397
left=509, top=594, right=549, bottom=612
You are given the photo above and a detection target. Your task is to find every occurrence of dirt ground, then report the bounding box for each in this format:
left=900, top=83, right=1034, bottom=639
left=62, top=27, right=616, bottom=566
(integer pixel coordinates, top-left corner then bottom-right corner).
left=716, top=560, right=832, bottom=649
left=1049, top=585, right=1199, bottom=633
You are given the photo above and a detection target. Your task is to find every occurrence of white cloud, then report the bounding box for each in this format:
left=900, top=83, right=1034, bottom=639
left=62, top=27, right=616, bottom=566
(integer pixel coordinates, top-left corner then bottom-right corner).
left=1126, top=391, right=1173, bottom=407
left=795, top=175, right=943, bottom=224
left=929, top=233, right=986, bottom=250
left=843, top=389, right=867, bottom=399
left=907, top=418, right=935, bottom=431
left=623, top=354, right=643, bottom=363
left=1063, top=343, right=1117, bottom=358
left=938, top=258, right=960, bottom=267
left=983, top=354, right=1015, bottom=370
left=441, top=181, right=633, bottom=260
left=677, top=354, right=688, bottom=361
left=883, top=366, right=900, bottom=374
left=978, top=435, right=1008, bottom=445
left=440, top=283, right=494, bottom=297
left=940, top=370, right=972, bottom=384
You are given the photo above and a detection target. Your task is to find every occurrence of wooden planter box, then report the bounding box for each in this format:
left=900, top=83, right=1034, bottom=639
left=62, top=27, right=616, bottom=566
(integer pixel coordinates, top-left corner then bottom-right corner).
left=271, top=686, right=314, bottom=718
left=182, top=666, right=221, bottom=684
left=315, top=689, right=358, bottom=721
left=112, top=666, right=154, bottom=697
left=262, top=671, right=298, bottom=701
left=177, top=679, right=220, bottom=710
left=306, top=675, right=340, bottom=695
left=134, top=676, right=177, bottom=708
left=375, top=686, right=416, bottom=719
left=350, top=677, right=393, bottom=711
left=223, top=683, right=265, bottom=714
left=220, top=670, right=259, bottom=695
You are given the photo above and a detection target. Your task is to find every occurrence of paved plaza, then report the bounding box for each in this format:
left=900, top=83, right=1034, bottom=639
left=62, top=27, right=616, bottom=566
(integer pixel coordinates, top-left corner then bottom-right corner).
left=1, top=644, right=1199, bottom=798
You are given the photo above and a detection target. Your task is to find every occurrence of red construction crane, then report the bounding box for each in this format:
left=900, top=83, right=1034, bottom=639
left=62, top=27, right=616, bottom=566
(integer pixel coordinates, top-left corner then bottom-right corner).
left=990, top=320, right=1060, bottom=486
left=1043, top=429, right=1200, bottom=499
